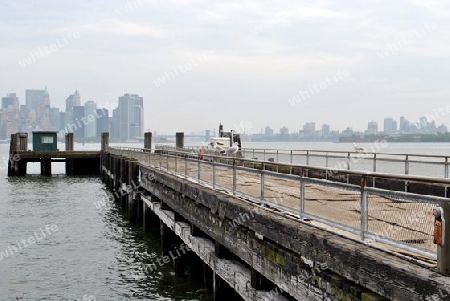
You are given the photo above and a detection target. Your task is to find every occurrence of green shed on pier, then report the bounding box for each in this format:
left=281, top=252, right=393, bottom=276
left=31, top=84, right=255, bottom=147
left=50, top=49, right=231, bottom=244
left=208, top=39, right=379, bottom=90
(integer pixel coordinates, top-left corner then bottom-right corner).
left=32, top=131, right=58, bottom=151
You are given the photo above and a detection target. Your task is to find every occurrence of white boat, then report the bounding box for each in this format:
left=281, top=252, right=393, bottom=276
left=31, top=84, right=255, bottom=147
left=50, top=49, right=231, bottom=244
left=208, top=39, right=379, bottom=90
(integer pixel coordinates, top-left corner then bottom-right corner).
left=202, top=124, right=242, bottom=157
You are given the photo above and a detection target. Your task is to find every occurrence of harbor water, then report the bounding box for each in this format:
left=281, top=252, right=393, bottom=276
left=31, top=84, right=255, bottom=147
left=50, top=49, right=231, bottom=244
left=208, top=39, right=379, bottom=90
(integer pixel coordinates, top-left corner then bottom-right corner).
left=0, top=143, right=212, bottom=301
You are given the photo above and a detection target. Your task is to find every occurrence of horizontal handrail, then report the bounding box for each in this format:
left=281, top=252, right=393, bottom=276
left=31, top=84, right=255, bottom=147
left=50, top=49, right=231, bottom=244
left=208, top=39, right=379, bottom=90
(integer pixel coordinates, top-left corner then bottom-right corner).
left=113, top=146, right=450, bottom=186
left=154, top=145, right=450, bottom=178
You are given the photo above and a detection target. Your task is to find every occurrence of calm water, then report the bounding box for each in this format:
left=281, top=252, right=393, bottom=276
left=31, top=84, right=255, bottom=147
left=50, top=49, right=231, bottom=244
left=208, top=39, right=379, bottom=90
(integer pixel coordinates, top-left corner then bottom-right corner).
left=0, top=143, right=212, bottom=301
left=0, top=141, right=449, bottom=300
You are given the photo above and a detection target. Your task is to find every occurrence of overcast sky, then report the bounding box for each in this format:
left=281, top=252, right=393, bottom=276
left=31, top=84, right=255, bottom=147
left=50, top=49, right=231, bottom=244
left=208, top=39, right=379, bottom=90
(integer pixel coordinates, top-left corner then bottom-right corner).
left=1, top=0, right=449, bottom=134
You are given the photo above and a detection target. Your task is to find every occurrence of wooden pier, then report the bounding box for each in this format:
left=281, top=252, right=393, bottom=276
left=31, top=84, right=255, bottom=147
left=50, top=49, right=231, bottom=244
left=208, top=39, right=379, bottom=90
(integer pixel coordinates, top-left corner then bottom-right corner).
left=7, top=132, right=106, bottom=176
left=9, top=131, right=450, bottom=300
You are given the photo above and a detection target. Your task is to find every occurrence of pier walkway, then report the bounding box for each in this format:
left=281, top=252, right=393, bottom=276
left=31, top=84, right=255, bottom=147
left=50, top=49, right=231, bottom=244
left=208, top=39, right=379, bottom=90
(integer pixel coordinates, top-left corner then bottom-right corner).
left=113, top=146, right=450, bottom=261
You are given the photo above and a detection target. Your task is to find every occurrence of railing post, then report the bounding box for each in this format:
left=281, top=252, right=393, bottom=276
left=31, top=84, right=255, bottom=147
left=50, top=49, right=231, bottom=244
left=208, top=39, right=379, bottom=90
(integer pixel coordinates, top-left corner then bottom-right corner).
left=260, top=167, right=265, bottom=200
left=306, top=151, right=310, bottom=166
left=372, top=153, right=377, bottom=187
left=185, top=155, right=187, bottom=177
left=252, top=148, right=255, bottom=160
left=159, top=151, right=162, bottom=169
left=347, top=152, right=351, bottom=170
left=290, top=150, right=293, bottom=174
left=325, top=153, right=329, bottom=180
left=232, top=159, right=236, bottom=196
left=175, top=154, right=178, bottom=173
left=347, top=152, right=351, bottom=184
left=198, top=159, right=201, bottom=183
left=213, top=163, right=216, bottom=189
left=166, top=152, right=169, bottom=171
left=405, top=155, right=409, bottom=192
left=263, top=149, right=266, bottom=161
left=360, top=176, right=368, bottom=241
left=300, top=168, right=305, bottom=219
left=276, top=150, right=279, bottom=162
left=445, top=157, right=449, bottom=178
left=405, top=155, right=410, bottom=175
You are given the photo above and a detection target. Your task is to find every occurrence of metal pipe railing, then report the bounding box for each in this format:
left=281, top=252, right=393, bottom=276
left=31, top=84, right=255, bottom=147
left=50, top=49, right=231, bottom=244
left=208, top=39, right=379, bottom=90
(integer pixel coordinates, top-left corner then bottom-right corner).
left=107, top=146, right=450, bottom=261
left=152, top=145, right=450, bottom=178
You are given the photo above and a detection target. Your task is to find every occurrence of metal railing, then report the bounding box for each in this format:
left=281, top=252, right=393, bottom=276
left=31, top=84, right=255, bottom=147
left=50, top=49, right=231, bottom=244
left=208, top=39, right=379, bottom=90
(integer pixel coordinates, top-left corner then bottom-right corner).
left=107, top=146, right=450, bottom=261
left=241, top=148, right=450, bottom=178
left=154, top=145, right=450, bottom=178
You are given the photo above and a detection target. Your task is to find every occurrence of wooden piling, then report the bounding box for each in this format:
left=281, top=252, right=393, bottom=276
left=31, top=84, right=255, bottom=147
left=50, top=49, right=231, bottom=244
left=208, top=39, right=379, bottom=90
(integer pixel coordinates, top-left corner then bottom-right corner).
left=127, top=160, right=139, bottom=223
left=173, top=254, right=185, bottom=276
left=18, top=133, right=28, bottom=151
left=101, top=132, right=109, bottom=152
left=40, top=159, right=52, bottom=176
left=160, top=222, right=173, bottom=255
left=203, top=263, right=213, bottom=292
left=144, top=132, right=152, bottom=150
left=121, top=159, right=128, bottom=212
left=176, top=132, right=184, bottom=149
left=65, top=133, right=74, bottom=151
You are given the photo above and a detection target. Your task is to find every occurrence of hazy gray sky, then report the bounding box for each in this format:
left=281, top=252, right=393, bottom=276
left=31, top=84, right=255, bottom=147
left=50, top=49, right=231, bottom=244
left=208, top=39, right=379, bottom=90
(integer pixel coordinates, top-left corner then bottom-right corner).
left=1, top=0, right=449, bottom=134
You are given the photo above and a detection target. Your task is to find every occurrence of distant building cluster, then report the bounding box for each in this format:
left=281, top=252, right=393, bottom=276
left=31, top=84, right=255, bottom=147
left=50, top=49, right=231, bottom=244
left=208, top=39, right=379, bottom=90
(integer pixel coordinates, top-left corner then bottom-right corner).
left=0, top=88, right=144, bottom=142
left=250, top=116, right=449, bottom=142
left=362, top=116, right=448, bottom=136
left=251, top=123, right=339, bottom=142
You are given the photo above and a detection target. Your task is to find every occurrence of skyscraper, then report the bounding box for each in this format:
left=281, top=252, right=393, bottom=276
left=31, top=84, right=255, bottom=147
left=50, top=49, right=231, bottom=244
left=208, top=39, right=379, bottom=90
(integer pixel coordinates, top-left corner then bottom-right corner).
left=25, top=88, right=50, bottom=130
left=2, top=93, right=20, bottom=111
left=366, top=121, right=378, bottom=135
left=383, top=118, right=397, bottom=134
left=65, top=90, right=81, bottom=129
left=73, top=106, right=85, bottom=140
left=49, top=107, right=60, bottom=131
left=96, top=108, right=109, bottom=137
left=84, top=101, right=97, bottom=138
left=117, top=93, right=144, bottom=142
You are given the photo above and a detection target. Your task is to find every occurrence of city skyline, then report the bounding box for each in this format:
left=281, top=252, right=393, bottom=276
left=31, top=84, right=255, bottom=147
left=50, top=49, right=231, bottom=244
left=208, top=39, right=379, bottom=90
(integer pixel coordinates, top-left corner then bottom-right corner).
left=0, top=89, right=144, bottom=142
left=2, top=88, right=450, bottom=138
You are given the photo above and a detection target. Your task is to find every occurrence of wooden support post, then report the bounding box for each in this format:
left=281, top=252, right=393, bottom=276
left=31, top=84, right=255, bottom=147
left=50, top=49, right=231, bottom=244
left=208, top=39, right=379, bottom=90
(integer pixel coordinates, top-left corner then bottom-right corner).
left=18, top=160, right=27, bottom=176
left=127, top=160, right=139, bottom=223
left=65, top=158, right=74, bottom=175
left=160, top=222, right=172, bottom=255
left=108, top=155, right=114, bottom=190
left=144, top=132, right=152, bottom=150
left=176, top=132, right=184, bottom=149
left=113, top=156, right=120, bottom=194
left=65, top=133, right=74, bottom=151
left=8, top=134, right=17, bottom=176
left=186, top=251, right=203, bottom=279
left=18, top=133, right=28, bottom=151
left=203, top=262, right=213, bottom=293
left=173, top=253, right=185, bottom=276
left=40, top=159, right=52, bottom=176
left=121, top=159, right=128, bottom=213
left=101, top=132, right=109, bottom=152
left=136, top=192, right=143, bottom=225
left=213, top=272, right=241, bottom=301
left=143, top=201, right=151, bottom=233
